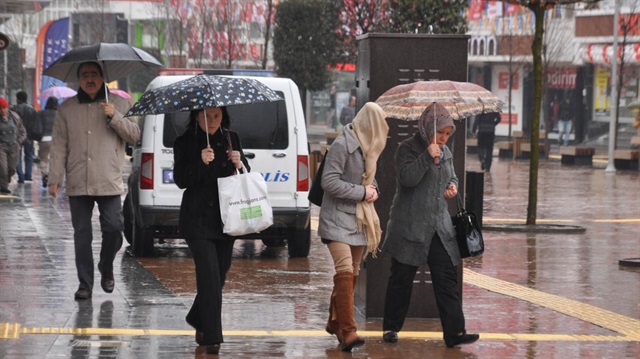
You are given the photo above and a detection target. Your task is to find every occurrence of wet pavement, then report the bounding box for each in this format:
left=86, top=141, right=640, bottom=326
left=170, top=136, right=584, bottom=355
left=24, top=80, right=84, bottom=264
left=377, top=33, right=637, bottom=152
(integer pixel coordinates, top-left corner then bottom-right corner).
left=1, top=146, right=639, bottom=358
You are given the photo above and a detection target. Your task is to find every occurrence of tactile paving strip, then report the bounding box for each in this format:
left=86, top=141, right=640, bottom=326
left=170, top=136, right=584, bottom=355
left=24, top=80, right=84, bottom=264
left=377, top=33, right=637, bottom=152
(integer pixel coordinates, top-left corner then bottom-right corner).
left=463, top=268, right=640, bottom=340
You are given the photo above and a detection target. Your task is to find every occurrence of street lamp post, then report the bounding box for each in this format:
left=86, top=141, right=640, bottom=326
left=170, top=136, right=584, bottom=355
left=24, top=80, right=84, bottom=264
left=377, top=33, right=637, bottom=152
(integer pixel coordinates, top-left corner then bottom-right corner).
left=606, top=0, right=620, bottom=173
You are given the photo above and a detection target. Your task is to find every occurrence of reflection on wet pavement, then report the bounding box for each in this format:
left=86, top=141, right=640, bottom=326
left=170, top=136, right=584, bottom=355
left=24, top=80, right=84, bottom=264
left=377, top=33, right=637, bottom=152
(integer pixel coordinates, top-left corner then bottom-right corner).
left=1, top=156, right=639, bottom=358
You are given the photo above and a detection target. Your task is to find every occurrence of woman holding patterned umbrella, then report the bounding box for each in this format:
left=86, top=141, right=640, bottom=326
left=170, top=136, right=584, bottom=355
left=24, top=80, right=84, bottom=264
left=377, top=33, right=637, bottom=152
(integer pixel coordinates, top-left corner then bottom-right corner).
left=173, top=106, right=249, bottom=355
left=381, top=102, right=479, bottom=348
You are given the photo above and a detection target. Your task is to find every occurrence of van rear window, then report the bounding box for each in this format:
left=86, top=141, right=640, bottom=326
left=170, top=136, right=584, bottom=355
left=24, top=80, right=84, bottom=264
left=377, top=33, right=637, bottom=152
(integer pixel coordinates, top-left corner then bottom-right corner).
left=162, top=91, right=288, bottom=150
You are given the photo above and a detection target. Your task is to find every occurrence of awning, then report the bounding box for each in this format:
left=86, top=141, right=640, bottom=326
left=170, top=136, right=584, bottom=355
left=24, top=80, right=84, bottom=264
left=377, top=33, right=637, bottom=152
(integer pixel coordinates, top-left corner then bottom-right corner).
left=581, top=43, right=640, bottom=66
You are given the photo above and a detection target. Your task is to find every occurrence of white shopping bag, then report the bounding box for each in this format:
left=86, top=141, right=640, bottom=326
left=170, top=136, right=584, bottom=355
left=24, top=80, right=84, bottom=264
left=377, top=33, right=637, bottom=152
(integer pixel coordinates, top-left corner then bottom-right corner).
left=217, top=167, right=273, bottom=236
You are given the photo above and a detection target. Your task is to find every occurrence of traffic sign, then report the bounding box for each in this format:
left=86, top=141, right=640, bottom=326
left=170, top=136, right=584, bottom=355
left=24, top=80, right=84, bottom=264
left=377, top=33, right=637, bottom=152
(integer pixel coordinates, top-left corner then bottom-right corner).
left=0, top=33, right=9, bottom=51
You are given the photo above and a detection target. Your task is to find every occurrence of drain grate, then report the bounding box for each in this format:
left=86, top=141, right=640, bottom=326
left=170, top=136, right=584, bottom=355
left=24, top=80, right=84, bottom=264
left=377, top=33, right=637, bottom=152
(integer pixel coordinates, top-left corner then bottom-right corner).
left=72, top=340, right=129, bottom=348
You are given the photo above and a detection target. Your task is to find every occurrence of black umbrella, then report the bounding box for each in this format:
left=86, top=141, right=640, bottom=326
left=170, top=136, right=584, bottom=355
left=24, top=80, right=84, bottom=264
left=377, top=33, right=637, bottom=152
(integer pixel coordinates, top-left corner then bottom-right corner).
left=43, top=42, right=163, bottom=101
left=125, top=74, right=283, bottom=117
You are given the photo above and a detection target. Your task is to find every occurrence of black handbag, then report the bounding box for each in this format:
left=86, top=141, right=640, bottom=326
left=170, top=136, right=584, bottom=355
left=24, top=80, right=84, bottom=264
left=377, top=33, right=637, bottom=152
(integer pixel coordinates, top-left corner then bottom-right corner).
left=451, top=194, right=484, bottom=258
left=308, top=150, right=328, bottom=206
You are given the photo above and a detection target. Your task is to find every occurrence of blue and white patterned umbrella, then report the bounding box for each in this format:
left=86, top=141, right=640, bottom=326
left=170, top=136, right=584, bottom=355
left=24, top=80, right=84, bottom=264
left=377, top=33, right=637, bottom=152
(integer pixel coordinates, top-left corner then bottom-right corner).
left=125, top=74, right=283, bottom=117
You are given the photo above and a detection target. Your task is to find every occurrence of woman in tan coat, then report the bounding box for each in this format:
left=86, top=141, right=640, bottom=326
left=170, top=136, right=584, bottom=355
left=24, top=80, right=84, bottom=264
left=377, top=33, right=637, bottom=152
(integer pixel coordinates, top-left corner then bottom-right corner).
left=318, top=102, right=388, bottom=351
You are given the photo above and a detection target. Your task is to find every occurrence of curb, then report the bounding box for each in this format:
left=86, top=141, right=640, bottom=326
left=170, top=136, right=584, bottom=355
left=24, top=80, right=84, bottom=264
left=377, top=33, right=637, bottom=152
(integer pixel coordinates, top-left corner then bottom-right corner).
left=483, top=223, right=587, bottom=234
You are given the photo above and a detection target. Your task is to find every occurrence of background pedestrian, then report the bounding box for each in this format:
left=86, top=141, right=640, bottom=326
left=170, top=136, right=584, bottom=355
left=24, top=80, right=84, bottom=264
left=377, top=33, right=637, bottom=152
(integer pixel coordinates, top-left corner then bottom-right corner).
left=49, top=61, right=139, bottom=300
left=318, top=102, right=388, bottom=352
left=36, top=96, right=58, bottom=188
left=381, top=102, right=479, bottom=348
left=339, top=95, right=356, bottom=127
left=557, top=97, right=574, bottom=146
left=0, top=97, right=26, bottom=194
left=173, top=106, right=249, bottom=355
left=12, top=91, right=38, bottom=183
left=472, top=112, right=501, bottom=172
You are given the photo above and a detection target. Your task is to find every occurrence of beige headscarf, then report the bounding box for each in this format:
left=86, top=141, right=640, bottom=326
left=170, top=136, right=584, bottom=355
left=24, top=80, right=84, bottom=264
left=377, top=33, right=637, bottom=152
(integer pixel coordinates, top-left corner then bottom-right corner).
left=352, top=102, right=389, bottom=257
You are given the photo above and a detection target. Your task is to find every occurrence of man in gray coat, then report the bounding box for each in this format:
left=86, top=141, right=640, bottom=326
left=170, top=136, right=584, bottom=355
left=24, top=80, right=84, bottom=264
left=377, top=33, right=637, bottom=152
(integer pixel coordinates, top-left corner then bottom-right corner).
left=49, top=62, right=140, bottom=300
left=0, top=97, right=26, bottom=194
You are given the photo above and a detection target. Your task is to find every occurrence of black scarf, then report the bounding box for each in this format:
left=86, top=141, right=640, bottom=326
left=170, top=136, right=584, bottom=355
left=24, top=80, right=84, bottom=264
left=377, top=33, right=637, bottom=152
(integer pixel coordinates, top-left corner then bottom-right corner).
left=77, top=84, right=107, bottom=103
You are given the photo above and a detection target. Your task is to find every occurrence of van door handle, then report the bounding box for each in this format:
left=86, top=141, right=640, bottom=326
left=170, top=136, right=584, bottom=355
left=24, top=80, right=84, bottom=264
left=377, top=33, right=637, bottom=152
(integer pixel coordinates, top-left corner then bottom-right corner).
left=273, top=153, right=286, bottom=158
left=244, top=152, right=255, bottom=159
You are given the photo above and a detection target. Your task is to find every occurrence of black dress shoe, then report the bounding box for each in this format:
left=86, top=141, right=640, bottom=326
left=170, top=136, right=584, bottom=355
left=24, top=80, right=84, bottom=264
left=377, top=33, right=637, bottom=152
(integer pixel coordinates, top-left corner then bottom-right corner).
left=0, top=188, right=11, bottom=194
left=446, top=332, right=479, bottom=348
left=205, top=344, right=220, bottom=354
left=195, top=331, right=204, bottom=345
left=383, top=331, right=398, bottom=343
left=74, top=288, right=92, bottom=300
left=98, top=264, right=115, bottom=293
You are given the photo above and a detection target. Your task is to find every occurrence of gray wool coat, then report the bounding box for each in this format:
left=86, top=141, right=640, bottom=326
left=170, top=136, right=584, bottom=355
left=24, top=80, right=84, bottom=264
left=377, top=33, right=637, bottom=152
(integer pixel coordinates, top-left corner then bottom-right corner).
left=382, top=133, right=461, bottom=267
left=317, top=125, right=368, bottom=246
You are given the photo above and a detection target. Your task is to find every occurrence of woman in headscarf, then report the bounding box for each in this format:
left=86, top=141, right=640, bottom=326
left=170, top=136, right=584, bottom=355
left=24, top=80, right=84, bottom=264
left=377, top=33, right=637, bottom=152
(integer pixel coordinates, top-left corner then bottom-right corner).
left=173, top=106, right=249, bottom=355
left=381, top=102, right=479, bottom=348
left=318, top=102, right=389, bottom=352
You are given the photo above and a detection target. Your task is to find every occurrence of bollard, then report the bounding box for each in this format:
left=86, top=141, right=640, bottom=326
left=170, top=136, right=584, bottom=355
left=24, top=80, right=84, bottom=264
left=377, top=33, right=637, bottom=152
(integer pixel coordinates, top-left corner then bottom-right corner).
left=465, top=171, right=484, bottom=228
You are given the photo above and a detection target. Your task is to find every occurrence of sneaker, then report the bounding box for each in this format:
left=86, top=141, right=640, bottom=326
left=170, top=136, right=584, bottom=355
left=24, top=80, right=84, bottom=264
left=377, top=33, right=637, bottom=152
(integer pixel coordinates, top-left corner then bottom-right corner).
left=17, top=179, right=24, bottom=184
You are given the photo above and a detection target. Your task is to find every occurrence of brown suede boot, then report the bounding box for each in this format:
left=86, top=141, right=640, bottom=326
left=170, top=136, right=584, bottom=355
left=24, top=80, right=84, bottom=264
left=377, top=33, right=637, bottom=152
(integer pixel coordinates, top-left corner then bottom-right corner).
left=326, top=275, right=359, bottom=343
left=325, top=284, right=342, bottom=343
left=334, top=271, right=365, bottom=352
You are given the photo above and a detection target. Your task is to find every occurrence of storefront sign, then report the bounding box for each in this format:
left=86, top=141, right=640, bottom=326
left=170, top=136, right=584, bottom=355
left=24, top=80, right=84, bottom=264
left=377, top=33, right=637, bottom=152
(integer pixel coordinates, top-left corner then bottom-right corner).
left=546, top=68, right=577, bottom=89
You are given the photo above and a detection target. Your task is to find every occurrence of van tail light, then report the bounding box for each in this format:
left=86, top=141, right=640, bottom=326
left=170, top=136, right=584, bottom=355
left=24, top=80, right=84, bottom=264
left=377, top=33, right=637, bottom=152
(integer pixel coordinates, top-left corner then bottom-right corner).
left=297, top=155, right=309, bottom=192
left=140, top=152, right=154, bottom=190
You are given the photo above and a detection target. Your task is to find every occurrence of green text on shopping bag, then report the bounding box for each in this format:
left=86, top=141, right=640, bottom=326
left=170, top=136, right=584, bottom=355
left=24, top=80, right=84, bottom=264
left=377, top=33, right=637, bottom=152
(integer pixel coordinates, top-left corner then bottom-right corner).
left=240, top=206, right=263, bottom=220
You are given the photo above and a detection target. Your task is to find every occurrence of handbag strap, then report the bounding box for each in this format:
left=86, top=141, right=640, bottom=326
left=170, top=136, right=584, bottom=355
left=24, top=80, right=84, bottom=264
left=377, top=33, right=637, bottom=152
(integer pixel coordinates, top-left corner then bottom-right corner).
left=455, top=193, right=465, bottom=213
left=224, top=129, right=248, bottom=175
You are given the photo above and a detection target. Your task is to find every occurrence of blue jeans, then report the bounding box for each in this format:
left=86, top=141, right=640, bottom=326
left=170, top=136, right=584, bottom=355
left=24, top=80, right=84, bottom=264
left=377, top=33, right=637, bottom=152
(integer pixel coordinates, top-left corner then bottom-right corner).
left=558, top=120, right=572, bottom=146
left=16, top=140, right=34, bottom=180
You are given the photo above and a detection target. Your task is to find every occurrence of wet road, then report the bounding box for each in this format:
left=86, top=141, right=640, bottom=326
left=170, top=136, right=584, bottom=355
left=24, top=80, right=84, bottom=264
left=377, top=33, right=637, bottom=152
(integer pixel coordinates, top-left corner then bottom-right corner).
left=1, top=152, right=639, bottom=358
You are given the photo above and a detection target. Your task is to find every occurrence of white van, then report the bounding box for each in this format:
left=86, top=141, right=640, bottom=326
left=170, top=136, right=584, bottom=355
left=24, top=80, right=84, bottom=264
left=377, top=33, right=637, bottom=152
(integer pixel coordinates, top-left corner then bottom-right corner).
left=124, top=70, right=311, bottom=257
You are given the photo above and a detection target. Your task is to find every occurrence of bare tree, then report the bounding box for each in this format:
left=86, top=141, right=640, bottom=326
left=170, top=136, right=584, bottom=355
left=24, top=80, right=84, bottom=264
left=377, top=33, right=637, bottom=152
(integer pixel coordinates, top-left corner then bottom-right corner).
left=503, top=0, right=599, bottom=225
left=165, top=0, right=191, bottom=67
left=498, top=6, right=529, bottom=143
left=261, top=0, right=275, bottom=70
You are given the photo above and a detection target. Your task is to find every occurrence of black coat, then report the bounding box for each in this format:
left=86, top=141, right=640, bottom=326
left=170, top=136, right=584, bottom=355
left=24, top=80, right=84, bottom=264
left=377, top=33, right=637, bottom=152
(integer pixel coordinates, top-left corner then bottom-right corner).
left=173, top=126, right=250, bottom=240
left=472, top=113, right=501, bottom=134
left=36, top=109, right=57, bottom=137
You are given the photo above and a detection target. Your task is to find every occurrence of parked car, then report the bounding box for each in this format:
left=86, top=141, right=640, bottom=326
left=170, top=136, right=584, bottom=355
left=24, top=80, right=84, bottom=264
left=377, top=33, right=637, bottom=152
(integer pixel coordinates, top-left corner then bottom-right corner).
left=124, top=69, right=311, bottom=257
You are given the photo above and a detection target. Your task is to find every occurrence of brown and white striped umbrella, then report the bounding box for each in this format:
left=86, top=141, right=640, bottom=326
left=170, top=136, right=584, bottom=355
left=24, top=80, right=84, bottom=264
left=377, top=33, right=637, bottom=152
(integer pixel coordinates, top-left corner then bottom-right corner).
left=376, top=80, right=503, bottom=121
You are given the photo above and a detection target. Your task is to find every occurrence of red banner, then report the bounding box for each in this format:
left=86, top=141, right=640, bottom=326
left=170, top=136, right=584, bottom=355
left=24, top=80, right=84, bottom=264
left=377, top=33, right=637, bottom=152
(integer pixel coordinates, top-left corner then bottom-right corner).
left=468, top=0, right=485, bottom=21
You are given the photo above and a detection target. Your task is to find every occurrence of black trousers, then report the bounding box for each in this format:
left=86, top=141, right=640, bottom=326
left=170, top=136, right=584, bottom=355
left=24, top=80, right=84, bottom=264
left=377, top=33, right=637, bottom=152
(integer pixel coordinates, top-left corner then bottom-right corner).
left=185, top=237, right=235, bottom=345
left=477, top=132, right=495, bottom=171
left=383, top=234, right=465, bottom=341
left=69, top=195, right=123, bottom=291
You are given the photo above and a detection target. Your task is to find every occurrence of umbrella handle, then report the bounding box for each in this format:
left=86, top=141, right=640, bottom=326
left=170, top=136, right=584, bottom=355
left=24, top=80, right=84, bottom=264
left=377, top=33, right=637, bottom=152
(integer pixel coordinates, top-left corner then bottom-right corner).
left=433, top=105, right=439, bottom=165
left=205, top=110, right=210, bottom=148
left=104, top=83, right=109, bottom=103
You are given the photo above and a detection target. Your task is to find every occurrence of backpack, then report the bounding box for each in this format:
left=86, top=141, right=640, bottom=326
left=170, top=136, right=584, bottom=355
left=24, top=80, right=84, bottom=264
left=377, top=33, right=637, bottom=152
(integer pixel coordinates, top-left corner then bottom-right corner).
left=13, top=104, right=41, bottom=141
left=29, top=112, right=43, bottom=141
